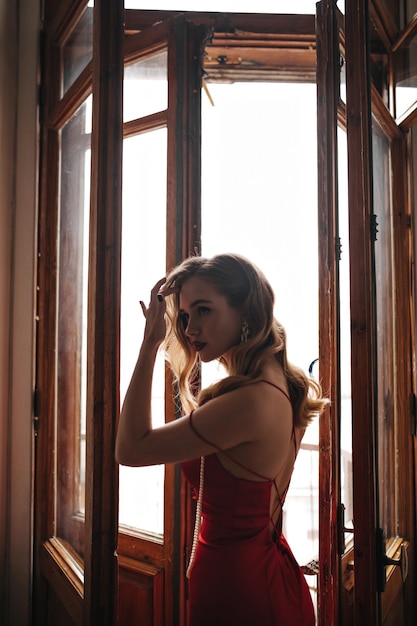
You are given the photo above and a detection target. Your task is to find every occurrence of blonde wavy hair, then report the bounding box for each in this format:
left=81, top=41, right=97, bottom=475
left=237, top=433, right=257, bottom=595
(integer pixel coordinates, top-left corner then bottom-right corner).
left=163, top=253, right=328, bottom=428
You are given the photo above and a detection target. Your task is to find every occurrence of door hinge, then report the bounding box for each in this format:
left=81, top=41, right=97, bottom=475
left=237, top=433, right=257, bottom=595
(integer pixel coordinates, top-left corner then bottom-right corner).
left=33, top=387, right=39, bottom=435
left=411, top=393, right=417, bottom=436
left=336, top=236, right=342, bottom=261
left=370, top=213, right=379, bottom=242
left=376, top=527, right=409, bottom=592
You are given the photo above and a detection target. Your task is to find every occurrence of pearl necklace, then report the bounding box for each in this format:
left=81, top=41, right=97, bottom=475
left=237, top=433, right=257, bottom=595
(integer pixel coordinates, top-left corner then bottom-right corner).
left=186, top=456, right=205, bottom=578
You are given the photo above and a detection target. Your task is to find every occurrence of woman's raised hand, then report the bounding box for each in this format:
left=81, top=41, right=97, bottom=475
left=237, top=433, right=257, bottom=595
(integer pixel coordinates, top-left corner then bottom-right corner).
left=139, top=278, right=168, bottom=346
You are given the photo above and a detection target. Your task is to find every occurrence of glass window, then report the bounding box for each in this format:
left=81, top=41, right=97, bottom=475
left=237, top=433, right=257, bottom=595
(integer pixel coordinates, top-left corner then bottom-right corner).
left=338, top=127, right=353, bottom=534
left=406, top=0, right=417, bottom=23
left=124, top=51, right=168, bottom=122
left=119, top=128, right=167, bottom=536
left=373, top=120, right=397, bottom=537
left=62, top=6, right=94, bottom=94
left=337, top=0, right=345, bottom=13
left=201, top=80, right=319, bottom=570
left=394, top=31, right=417, bottom=120
left=56, top=95, right=92, bottom=555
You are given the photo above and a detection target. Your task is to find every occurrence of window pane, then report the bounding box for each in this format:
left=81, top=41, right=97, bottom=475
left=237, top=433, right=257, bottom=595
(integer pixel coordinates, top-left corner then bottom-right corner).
left=62, top=6, right=94, bottom=95
left=119, top=128, right=167, bottom=535
left=373, top=120, right=397, bottom=537
left=394, top=32, right=417, bottom=120
left=124, top=51, right=168, bottom=122
left=201, top=81, right=319, bottom=581
left=338, top=127, right=354, bottom=533
left=406, top=0, right=417, bottom=22
left=56, top=96, right=92, bottom=555
left=337, top=0, right=345, bottom=13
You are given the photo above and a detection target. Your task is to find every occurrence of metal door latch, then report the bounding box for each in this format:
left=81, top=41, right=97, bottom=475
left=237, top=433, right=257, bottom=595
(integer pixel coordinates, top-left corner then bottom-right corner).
left=376, top=527, right=408, bottom=592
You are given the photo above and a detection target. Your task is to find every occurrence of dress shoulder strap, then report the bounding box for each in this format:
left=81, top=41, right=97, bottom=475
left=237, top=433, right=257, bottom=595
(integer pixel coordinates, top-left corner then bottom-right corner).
left=257, top=379, right=292, bottom=405
left=258, top=379, right=297, bottom=450
left=189, top=410, right=219, bottom=448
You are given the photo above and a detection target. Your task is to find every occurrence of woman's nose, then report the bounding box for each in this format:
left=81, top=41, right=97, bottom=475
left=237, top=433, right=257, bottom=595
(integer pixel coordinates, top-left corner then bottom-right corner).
left=185, top=316, right=199, bottom=336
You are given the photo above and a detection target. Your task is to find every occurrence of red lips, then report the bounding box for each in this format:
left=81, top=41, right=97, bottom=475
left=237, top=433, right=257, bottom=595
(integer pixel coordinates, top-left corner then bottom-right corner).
left=193, top=342, right=206, bottom=352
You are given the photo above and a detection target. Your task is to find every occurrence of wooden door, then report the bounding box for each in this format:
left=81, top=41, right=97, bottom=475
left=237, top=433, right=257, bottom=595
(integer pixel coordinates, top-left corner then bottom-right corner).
left=117, top=15, right=209, bottom=626
left=34, top=2, right=208, bottom=624
left=317, top=1, right=416, bottom=624
left=34, top=1, right=122, bottom=624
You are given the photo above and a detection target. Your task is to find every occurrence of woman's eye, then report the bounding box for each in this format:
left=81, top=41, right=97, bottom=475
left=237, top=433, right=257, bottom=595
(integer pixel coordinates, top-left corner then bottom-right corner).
left=198, top=306, right=210, bottom=316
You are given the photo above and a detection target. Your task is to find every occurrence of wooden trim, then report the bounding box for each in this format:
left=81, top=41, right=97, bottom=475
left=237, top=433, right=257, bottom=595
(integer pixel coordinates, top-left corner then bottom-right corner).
left=391, top=135, right=416, bottom=622
left=123, top=110, right=167, bottom=139
left=34, top=7, right=67, bottom=622
left=204, top=29, right=316, bottom=81
left=82, top=0, right=124, bottom=624
left=204, top=49, right=316, bottom=83
left=391, top=13, right=417, bottom=53
left=370, top=0, right=399, bottom=42
left=341, top=545, right=355, bottom=624
left=124, top=20, right=169, bottom=65
left=398, top=102, right=417, bottom=131
left=40, top=538, right=84, bottom=624
left=124, top=10, right=316, bottom=38
left=117, top=529, right=164, bottom=566
left=166, top=16, right=207, bottom=268
left=47, top=0, right=90, bottom=46
left=124, top=11, right=317, bottom=83
left=345, top=1, right=379, bottom=623
left=369, top=1, right=393, bottom=51
left=371, top=82, right=404, bottom=139
left=40, top=32, right=62, bottom=123
left=316, top=3, right=342, bottom=624
left=47, top=62, right=92, bottom=130
left=33, top=124, right=61, bottom=626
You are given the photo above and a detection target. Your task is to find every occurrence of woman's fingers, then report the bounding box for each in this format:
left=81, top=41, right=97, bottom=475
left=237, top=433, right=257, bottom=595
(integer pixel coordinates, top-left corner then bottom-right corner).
left=151, top=277, right=167, bottom=299
left=149, top=277, right=179, bottom=302
left=139, top=300, right=147, bottom=318
left=140, top=276, right=178, bottom=323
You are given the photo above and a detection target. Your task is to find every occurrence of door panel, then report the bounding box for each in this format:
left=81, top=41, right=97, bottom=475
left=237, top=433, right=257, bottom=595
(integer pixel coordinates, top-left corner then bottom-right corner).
left=35, top=1, right=123, bottom=624
left=116, top=15, right=210, bottom=626
left=316, top=2, right=343, bottom=623
left=118, top=556, right=164, bottom=626
left=317, top=1, right=416, bottom=624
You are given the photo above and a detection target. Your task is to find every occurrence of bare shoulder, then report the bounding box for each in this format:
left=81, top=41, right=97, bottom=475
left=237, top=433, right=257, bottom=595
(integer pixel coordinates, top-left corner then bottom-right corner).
left=193, top=374, right=293, bottom=444
left=240, top=378, right=293, bottom=430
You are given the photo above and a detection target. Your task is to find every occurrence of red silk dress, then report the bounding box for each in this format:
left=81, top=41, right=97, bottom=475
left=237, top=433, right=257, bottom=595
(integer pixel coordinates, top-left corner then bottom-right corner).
left=181, top=383, right=315, bottom=626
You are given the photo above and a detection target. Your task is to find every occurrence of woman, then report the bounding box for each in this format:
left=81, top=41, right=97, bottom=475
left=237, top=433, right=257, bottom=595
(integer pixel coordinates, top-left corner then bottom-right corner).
left=115, top=253, right=327, bottom=625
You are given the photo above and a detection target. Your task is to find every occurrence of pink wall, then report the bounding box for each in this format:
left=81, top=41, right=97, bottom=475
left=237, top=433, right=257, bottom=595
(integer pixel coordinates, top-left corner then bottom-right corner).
left=0, top=1, right=39, bottom=624
left=0, top=0, right=17, bottom=617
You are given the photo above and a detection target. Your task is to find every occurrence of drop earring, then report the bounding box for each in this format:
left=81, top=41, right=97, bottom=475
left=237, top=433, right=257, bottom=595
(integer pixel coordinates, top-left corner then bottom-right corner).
left=240, top=319, right=249, bottom=344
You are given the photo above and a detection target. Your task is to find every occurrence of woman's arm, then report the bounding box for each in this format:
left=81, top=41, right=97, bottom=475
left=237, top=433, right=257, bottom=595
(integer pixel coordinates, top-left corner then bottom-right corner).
left=115, top=277, right=168, bottom=465
left=116, top=365, right=291, bottom=468
left=115, top=335, right=159, bottom=464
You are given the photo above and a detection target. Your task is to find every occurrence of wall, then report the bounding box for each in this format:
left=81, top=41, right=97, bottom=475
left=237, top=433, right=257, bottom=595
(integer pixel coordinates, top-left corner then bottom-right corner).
left=0, top=0, right=18, bottom=619
left=0, top=0, right=40, bottom=624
